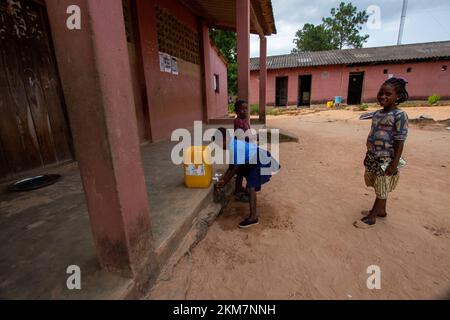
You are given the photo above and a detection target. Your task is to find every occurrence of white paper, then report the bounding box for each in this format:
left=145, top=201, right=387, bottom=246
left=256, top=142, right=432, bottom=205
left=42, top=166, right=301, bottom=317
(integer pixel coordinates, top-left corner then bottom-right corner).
left=171, top=57, right=179, bottom=75
left=159, top=52, right=165, bottom=72
left=163, top=53, right=172, bottom=73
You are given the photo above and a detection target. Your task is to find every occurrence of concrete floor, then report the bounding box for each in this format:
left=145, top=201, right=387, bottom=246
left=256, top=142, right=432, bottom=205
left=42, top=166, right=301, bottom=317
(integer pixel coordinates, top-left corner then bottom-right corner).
left=0, top=139, right=219, bottom=299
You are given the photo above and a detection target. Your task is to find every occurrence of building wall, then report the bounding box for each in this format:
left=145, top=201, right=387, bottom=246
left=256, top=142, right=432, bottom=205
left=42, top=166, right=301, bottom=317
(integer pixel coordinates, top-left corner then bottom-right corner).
left=208, top=43, right=228, bottom=119
left=250, top=60, right=450, bottom=106
left=134, top=0, right=228, bottom=141
left=136, top=0, right=203, bottom=142
left=127, top=41, right=148, bottom=143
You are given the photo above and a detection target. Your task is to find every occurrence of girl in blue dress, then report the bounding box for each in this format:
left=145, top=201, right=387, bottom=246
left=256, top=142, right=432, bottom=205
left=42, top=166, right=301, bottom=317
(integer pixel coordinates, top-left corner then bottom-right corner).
left=215, top=127, right=280, bottom=229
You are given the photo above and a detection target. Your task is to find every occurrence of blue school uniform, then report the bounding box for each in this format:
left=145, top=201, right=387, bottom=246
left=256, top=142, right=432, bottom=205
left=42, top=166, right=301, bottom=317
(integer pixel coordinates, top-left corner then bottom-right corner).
left=229, top=139, right=280, bottom=192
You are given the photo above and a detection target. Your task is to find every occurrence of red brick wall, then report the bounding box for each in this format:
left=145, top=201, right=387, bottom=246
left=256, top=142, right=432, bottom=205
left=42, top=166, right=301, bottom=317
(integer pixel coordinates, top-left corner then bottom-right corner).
left=250, top=60, right=450, bottom=105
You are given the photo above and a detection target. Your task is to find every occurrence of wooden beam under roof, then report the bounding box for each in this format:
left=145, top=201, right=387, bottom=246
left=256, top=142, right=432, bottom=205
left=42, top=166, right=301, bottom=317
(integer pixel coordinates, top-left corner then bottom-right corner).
left=250, top=1, right=265, bottom=37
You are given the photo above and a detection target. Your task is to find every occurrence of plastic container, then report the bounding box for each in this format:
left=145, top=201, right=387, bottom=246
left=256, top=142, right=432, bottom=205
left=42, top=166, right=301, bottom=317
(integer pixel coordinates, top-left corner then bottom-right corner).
left=183, top=146, right=212, bottom=188
left=334, top=96, right=343, bottom=104
left=327, top=101, right=334, bottom=108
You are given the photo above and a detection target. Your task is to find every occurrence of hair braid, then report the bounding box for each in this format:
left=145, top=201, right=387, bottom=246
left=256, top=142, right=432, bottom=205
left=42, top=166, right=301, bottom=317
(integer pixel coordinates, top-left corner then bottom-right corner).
left=383, top=77, right=409, bottom=105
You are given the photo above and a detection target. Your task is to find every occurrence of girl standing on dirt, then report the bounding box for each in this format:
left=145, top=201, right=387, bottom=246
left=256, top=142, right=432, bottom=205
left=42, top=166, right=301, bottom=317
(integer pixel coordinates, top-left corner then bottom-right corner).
left=354, top=77, right=409, bottom=229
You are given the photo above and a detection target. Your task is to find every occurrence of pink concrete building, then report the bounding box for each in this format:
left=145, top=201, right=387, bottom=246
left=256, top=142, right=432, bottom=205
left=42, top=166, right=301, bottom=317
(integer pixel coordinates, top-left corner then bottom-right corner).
left=0, top=0, right=276, bottom=296
left=250, top=41, right=450, bottom=106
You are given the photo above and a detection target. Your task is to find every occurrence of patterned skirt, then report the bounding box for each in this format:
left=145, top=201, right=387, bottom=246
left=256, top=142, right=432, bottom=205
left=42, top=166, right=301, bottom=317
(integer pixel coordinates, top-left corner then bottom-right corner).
left=364, top=152, right=399, bottom=200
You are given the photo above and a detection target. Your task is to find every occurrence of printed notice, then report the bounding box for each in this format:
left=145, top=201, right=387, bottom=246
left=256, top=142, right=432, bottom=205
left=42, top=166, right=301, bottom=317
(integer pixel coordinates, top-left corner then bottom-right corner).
left=163, top=53, right=172, bottom=73
left=171, top=57, right=179, bottom=75
left=159, top=52, right=165, bottom=72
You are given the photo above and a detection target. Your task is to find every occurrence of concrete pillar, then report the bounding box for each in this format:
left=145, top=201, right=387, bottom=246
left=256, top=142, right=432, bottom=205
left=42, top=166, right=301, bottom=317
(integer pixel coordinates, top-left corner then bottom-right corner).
left=200, top=21, right=213, bottom=123
left=259, top=36, right=267, bottom=124
left=236, top=0, right=250, bottom=115
left=46, top=0, right=157, bottom=279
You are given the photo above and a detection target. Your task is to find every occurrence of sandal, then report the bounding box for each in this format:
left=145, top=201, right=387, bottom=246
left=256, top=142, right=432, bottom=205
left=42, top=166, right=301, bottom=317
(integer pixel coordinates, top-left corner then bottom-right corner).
left=239, top=218, right=259, bottom=229
left=354, top=217, right=376, bottom=229
left=361, top=210, right=387, bottom=219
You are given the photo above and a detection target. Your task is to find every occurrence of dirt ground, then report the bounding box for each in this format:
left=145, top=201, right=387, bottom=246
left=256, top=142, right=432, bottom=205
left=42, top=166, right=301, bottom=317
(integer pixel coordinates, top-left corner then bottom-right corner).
left=149, top=106, right=450, bottom=300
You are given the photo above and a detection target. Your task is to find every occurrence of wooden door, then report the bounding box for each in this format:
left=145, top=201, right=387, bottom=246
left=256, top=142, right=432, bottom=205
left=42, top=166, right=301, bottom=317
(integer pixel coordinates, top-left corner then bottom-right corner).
left=347, top=72, right=365, bottom=105
left=298, top=75, right=312, bottom=107
left=0, top=0, right=72, bottom=179
left=275, top=76, right=288, bottom=107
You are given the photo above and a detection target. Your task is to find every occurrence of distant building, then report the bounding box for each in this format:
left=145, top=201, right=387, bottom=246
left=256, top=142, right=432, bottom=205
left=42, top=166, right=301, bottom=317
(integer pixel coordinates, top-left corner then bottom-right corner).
left=250, top=41, right=450, bottom=106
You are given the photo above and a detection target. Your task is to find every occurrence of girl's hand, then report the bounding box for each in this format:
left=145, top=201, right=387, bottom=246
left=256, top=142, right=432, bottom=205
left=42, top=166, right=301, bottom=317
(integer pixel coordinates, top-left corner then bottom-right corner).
left=385, top=163, right=398, bottom=176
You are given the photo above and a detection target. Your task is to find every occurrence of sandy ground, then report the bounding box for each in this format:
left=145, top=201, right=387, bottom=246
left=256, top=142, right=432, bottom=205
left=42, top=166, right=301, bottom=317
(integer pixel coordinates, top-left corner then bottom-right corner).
left=149, top=107, right=450, bottom=300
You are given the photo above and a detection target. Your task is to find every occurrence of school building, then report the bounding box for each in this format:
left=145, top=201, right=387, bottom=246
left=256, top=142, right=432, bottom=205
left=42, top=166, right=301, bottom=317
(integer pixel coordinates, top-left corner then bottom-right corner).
left=249, top=41, right=450, bottom=107
left=0, top=0, right=276, bottom=298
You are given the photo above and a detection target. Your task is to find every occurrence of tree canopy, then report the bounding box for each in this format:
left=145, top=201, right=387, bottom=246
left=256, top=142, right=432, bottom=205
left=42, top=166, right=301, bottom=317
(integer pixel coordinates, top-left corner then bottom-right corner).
left=292, top=23, right=336, bottom=53
left=292, top=2, right=369, bottom=52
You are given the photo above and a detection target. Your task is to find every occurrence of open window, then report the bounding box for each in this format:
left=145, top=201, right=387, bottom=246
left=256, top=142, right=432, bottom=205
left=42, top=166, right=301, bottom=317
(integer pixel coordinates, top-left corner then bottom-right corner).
left=213, top=74, right=220, bottom=93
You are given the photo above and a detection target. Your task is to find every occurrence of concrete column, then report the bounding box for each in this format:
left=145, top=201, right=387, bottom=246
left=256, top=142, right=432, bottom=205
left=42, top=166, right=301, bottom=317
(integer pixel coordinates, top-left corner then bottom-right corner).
left=46, top=0, right=157, bottom=278
left=236, top=0, right=251, bottom=115
left=200, top=21, right=213, bottom=123
left=259, top=36, right=267, bottom=124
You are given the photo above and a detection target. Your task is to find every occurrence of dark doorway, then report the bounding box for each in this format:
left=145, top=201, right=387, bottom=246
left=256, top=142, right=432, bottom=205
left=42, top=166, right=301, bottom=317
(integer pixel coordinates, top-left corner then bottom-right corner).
left=275, top=76, right=288, bottom=107
left=298, top=75, right=312, bottom=107
left=0, top=0, right=73, bottom=179
left=347, top=72, right=365, bottom=105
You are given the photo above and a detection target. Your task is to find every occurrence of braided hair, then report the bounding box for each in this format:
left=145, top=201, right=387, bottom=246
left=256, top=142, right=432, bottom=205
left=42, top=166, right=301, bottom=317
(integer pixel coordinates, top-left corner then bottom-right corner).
left=383, top=77, right=409, bottom=105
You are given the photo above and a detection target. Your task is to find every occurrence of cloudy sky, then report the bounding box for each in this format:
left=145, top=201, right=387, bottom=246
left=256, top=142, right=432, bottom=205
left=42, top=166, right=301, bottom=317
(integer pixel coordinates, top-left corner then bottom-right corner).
left=250, top=0, right=450, bottom=57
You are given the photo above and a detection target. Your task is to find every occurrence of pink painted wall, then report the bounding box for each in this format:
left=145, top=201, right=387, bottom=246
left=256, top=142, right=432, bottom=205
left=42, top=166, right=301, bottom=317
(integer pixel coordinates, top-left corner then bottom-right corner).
left=250, top=60, right=450, bottom=105
left=127, top=42, right=148, bottom=143
left=208, top=43, right=228, bottom=119
left=136, top=0, right=203, bottom=142
left=135, top=0, right=228, bottom=141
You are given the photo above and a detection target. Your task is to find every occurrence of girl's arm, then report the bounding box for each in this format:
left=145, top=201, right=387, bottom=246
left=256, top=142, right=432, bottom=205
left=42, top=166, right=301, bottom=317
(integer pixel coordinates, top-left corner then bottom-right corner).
left=387, top=111, right=408, bottom=176
left=386, top=141, right=404, bottom=176
left=216, top=165, right=240, bottom=188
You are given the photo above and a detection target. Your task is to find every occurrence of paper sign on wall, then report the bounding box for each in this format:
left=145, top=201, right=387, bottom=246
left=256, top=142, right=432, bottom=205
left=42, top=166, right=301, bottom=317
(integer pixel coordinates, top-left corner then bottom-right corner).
left=171, top=57, right=179, bottom=75
left=159, top=52, right=179, bottom=75
left=159, top=52, right=165, bottom=72
left=163, top=53, right=172, bottom=73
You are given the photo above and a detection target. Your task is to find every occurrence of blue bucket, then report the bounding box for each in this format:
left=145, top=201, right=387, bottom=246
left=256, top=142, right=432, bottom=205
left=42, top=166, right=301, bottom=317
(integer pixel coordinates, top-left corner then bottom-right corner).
left=334, top=96, right=342, bottom=104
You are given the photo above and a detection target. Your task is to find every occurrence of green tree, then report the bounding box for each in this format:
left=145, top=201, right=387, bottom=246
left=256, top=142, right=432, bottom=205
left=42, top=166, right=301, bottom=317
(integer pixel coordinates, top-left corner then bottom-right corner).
left=292, top=23, right=337, bottom=53
left=322, top=2, right=369, bottom=49
left=209, top=29, right=237, bottom=95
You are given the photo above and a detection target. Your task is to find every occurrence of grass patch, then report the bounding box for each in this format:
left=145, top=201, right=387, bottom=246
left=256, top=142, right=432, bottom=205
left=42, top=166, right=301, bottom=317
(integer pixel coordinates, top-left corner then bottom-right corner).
left=358, top=104, right=369, bottom=111
left=428, top=94, right=441, bottom=106
left=250, top=104, right=259, bottom=115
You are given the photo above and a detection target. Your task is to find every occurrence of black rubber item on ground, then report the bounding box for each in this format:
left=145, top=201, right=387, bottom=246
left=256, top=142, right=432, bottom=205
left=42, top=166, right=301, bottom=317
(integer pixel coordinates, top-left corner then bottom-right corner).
left=8, top=175, right=62, bottom=192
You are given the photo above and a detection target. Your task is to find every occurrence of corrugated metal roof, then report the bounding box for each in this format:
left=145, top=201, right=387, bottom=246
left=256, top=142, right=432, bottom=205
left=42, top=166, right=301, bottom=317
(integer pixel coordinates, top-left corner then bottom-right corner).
left=250, top=41, right=450, bottom=70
